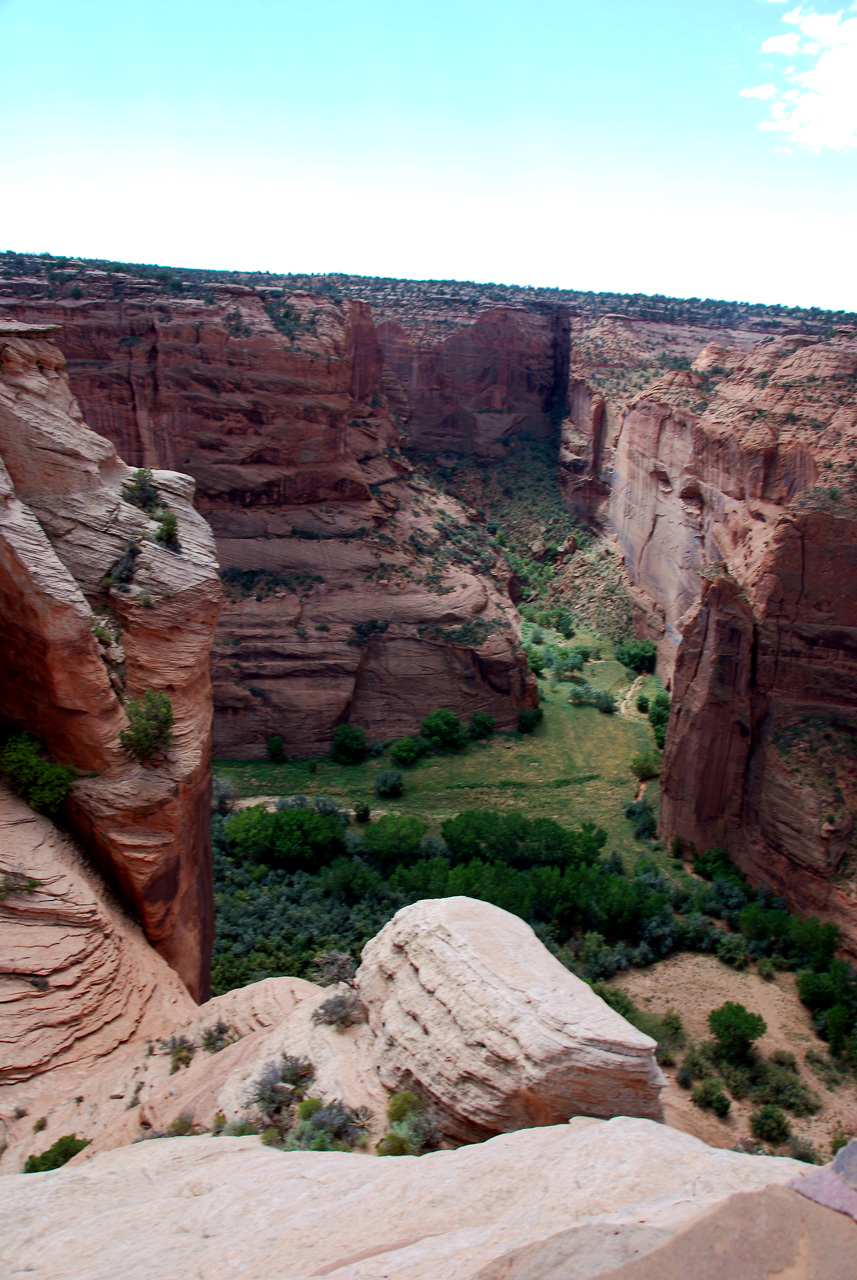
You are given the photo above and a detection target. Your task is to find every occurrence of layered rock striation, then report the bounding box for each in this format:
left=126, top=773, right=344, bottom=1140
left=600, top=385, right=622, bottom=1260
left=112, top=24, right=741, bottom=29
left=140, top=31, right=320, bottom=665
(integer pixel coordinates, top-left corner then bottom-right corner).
left=0, top=323, right=221, bottom=996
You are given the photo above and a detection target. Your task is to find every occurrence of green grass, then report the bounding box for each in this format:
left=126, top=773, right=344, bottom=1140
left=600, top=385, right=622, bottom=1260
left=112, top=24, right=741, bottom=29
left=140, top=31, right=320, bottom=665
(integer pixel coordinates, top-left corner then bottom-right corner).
left=214, top=675, right=660, bottom=862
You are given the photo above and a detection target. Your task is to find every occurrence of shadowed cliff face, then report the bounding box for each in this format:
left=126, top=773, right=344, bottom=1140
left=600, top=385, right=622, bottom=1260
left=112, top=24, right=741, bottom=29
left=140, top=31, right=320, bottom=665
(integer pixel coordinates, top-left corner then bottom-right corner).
left=0, top=280, right=535, bottom=757
left=0, top=323, right=221, bottom=999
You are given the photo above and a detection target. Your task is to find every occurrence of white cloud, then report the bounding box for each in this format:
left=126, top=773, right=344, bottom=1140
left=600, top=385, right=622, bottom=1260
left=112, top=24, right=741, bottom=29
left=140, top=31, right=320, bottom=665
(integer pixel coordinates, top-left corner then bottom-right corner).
left=739, top=83, right=779, bottom=97
left=747, top=6, right=857, bottom=150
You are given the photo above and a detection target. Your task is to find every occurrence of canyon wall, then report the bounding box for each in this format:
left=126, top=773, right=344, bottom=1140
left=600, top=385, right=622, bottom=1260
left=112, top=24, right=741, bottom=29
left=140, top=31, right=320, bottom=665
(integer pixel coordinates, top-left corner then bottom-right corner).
left=0, top=275, right=535, bottom=758
left=0, top=322, right=220, bottom=997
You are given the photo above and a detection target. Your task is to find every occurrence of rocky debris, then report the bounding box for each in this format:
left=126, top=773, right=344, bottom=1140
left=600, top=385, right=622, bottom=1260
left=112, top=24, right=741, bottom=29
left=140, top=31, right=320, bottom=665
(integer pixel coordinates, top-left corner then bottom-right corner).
left=0, top=1118, right=807, bottom=1280
left=356, top=897, right=665, bottom=1141
left=0, top=325, right=221, bottom=996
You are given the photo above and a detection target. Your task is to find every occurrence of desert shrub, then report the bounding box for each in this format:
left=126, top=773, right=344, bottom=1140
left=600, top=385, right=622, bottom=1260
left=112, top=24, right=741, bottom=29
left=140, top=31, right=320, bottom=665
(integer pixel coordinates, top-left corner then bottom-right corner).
left=593, top=985, right=685, bottom=1064
left=630, top=751, right=662, bottom=781
left=123, top=467, right=159, bottom=512
left=285, top=1101, right=371, bottom=1152
left=252, top=1055, right=314, bottom=1124
left=211, top=774, right=236, bottom=815
left=389, top=736, right=423, bottom=767
left=23, top=1134, right=89, bottom=1173
left=119, top=689, right=174, bottom=762
left=523, top=646, right=546, bottom=675
left=311, top=950, right=356, bottom=987
left=635, top=694, right=650, bottom=713
left=374, top=769, right=404, bottom=799
left=692, top=1079, right=731, bottom=1117
left=469, top=711, right=495, bottom=740
left=155, top=509, right=181, bottom=552
left=166, top=1113, right=196, bottom=1137
left=615, top=639, right=657, bottom=673
left=708, top=1002, right=766, bottom=1061
left=360, top=815, right=427, bottom=873
left=826, top=1004, right=852, bottom=1057
left=750, top=1104, right=791, bottom=1144
left=162, top=1035, right=195, bottom=1073
left=648, top=689, right=670, bottom=748
left=788, top=1136, right=820, bottom=1164
left=0, top=734, right=75, bottom=813
left=347, top=619, right=389, bottom=648
left=201, top=1020, right=234, bottom=1053
left=592, top=690, right=617, bottom=714
left=0, top=871, right=41, bottom=901
left=625, top=797, right=656, bottom=840
left=517, top=707, right=543, bottom=734
left=757, top=956, right=776, bottom=981
left=421, top=708, right=467, bottom=752
left=330, top=723, right=367, bottom=764
left=312, top=991, right=366, bottom=1028
left=754, top=1065, right=819, bottom=1117
left=225, top=805, right=345, bottom=872
left=32, top=1117, right=46, bottom=1133
left=676, top=1064, right=694, bottom=1089
left=377, top=1090, right=438, bottom=1156
left=267, top=735, right=287, bottom=764
left=716, top=933, right=751, bottom=970
left=353, top=801, right=371, bottom=824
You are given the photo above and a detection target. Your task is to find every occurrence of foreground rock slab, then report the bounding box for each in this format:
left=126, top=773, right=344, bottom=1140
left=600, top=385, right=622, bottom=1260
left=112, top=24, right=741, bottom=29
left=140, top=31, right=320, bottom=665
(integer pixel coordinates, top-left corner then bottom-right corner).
left=0, top=1118, right=807, bottom=1280
left=357, top=897, right=665, bottom=1140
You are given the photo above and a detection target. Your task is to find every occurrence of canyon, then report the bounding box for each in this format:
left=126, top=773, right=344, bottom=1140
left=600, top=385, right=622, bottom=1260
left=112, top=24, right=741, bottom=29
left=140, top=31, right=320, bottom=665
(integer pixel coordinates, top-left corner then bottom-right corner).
left=2, top=254, right=854, bottom=955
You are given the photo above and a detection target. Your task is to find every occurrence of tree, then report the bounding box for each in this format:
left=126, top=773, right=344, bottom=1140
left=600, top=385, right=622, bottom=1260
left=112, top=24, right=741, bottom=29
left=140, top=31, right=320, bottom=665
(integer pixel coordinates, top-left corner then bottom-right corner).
left=119, top=689, right=174, bottom=761
left=330, top=723, right=367, bottom=765
left=267, top=735, right=286, bottom=764
left=615, top=639, right=657, bottom=673
left=359, top=814, right=427, bottom=873
left=155, top=509, right=181, bottom=552
left=0, top=734, right=75, bottom=812
left=389, top=736, right=422, bottom=767
left=708, top=1002, right=766, bottom=1060
left=517, top=707, right=543, bottom=734
left=469, top=711, right=495, bottom=740
left=421, top=708, right=467, bottom=752
left=374, top=769, right=404, bottom=799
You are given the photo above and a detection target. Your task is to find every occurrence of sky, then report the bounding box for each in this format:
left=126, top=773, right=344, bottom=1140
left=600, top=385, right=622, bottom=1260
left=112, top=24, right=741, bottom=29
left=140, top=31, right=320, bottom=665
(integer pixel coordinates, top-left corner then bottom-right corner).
left=0, top=0, right=855, bottom=309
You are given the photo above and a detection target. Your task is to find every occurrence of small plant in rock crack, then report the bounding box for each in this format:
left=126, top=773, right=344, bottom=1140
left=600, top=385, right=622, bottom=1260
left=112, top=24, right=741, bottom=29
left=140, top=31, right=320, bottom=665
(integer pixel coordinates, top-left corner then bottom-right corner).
left=284, top=1100, right=372, bottom=1152
left=123, top=467, right=159, bottom=513
left=161, top=1035, right=196, bottom=1074
left=200, top=1019, right=236, bottom=1054
left=376, top=1091, right=440, bottom=1156
left=154, top=509, right=181, bottom=553
left=310, top=951, right=357, bottom=988
left=120, top=689, right=174, bottom=762
left=311, top=991, right=366, bottom=1029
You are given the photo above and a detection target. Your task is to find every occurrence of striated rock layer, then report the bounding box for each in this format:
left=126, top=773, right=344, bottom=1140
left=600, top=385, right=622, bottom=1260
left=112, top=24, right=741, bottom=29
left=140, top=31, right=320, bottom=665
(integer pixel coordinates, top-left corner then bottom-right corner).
left=357, top=897, right=665, bottom=1140
left=0, top=323, right=221, bottom=996
left=0, top=279, right=535, bottom=756
left=0, top=1119, right=808, bottom=1280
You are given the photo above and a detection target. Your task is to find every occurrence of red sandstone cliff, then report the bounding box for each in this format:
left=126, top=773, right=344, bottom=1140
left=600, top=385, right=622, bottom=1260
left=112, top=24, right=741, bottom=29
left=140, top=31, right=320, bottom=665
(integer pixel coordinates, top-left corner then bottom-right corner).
left=0, top=274, right=535, bottom=757
left=0, top=322, right=221, bottom=997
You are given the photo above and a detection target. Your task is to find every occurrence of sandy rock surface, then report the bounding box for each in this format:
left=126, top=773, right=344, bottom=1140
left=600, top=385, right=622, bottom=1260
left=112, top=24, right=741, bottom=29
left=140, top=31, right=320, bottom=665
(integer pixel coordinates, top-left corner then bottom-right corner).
left=357, top=897, right=665, bottom=1140
left=0, top=1117, right=808, bottom=1280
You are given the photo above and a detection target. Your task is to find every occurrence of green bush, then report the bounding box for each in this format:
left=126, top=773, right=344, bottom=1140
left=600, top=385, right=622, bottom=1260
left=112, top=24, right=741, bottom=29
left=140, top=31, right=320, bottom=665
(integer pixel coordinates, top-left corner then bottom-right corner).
left=267, top=735, right=286, bottom=764
left=23, top=1134, right=89, bottom=1172
left=615, top=639, right=657, bottom=673
left=421, top=709, right=467, bottom=752
left=225, top=805, right=345, bottom=871
left=517, top=707, right=543, bottom=734
left=360, top=814, right=427, bottom=874
left=353, top=801, right=371, bottom=824
left=441, top=809, right=605, bottom=871
left=708, top=1002, right=766, bottom=1060
left=469, top=711, right=495, bottom=740
left=389, top=736, right=422, bottom=767
left=330, top=723, right=367, bottom=764
left=119, top=689, right=174, bottom=761
left=635, top=694, right=650, bottom=713
left=757, top=956, right=776, bottom=981
left=648, top=689, right=670, bottom=748
left=155, top=509, right=181, bottom=552
left=0, top=734, right=75, bottom=812
left=750, top=1104, right=791, bottom=1144
left=123, top=467, right=159, bottom=512
left=377, top=1090, right=437, bottom=1156
left=692, top=1079, right=731, bottom=1117
left=716, top=933, right=751, bottom=970
left=374, top=769, right=404, bottom=799
left=630, top=751, right=662, bottom=781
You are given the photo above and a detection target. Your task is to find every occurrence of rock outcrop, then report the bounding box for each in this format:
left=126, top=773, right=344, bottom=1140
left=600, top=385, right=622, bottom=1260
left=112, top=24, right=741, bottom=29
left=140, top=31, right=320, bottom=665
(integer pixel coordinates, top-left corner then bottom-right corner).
left=0, top=323, right=221, bottom=996
left=0, top=1119, right=810, bottom=1280
left=357, top=897, right=665, bottom=1140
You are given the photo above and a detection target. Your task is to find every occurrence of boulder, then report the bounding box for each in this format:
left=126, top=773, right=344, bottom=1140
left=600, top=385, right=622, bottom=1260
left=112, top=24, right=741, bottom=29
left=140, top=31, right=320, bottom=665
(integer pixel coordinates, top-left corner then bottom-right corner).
left=356, top=897, right=665, bottom=1140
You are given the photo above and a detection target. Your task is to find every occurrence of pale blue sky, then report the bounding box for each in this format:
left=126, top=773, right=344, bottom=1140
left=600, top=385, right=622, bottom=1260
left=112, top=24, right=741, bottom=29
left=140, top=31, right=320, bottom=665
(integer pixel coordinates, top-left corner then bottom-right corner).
left=1, top=0, right=854, bottom=307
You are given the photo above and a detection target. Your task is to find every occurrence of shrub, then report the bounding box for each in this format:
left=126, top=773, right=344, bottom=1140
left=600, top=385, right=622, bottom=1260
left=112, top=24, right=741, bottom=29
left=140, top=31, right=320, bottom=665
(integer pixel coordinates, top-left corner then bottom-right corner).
left=201, top=1019, right=234, bottom=1053
left=311, top=950, right=356, bottom=987
left=0, top=871, right=41, bottom=901
left=285, top=1101, right=371, bottom=1151
left=523, top=646, right=546, bottom=675
left=708, top=1002, right=767, bottom=1060
left=757, top=956, right=776, bottom=981
left=212, top=774, right=236, bottom=815
left=531, top=627, right=545, bottom=645
left=630, top=751, right=661, bottom=781
left=353, top=801, right=371, bottom=824
left=330, top=724, right=367, bottom=764
left=347, top=619, right=389, bottom=648
left=615, top=639, right=657, bottom=673
left=421, top=708, right=467, bottom=752
left=716, top=933, right=751, bottom=970
left=252, top=1055, right=314, bottom=1122
left=166, top=1113, right=196, bottom=1137
left=751, top=1104, right=791, bottom=1144
left=788, top=1136, right=820, bottom=1164
left=161, top=1035, right=195, bottom=1073
left=469, top=711, right=495, bottom=740
left=225, top=805, right=345, bottom=872
left=33, top=1117, right=46, bottom=1133
left=635, top=694, right=650, bottom=713
left=155, top=509, right=181, bottom=552
left=360, top=814, right=427, bottom=873
left=389, top=736, right=422, bottom=767
left=0, top=734, right=75, bottom=813
left=517, top=707, right=543, bottom=734
left=755, top=1065, right=819, bottom=1117
left=267, top=735, right=287, bottom=764
left=119, top=689, right=174, bottom=761
left=23, top=1134, right=89, bottom=1173
left=377, top=1090, right=437, bottom=1156
left=648, top=689, right=670, bottom=748
left=312, top=991, right=366, bottom=1028
left=592, top=690, right=617, bottom=715
left=625, top=797, right=656, bottom=840
left=676, top=1064, right=694, bottom=1089
left=374, top=769, right=404, bottom=799
left=692, top=1079, right=731, bottom=1117
left=123, top=467, right=159, bottom=512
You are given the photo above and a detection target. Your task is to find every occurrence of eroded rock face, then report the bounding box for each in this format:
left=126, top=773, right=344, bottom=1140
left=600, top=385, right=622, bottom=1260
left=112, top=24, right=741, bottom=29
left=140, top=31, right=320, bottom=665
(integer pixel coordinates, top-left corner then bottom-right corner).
left=0, top=324, right=221, bottom=996
left=356, top=897, right=665, bottom=1140
left=0, top=283, right=535, bottom=756
left=0, top=1119, right=806, bottom=1280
